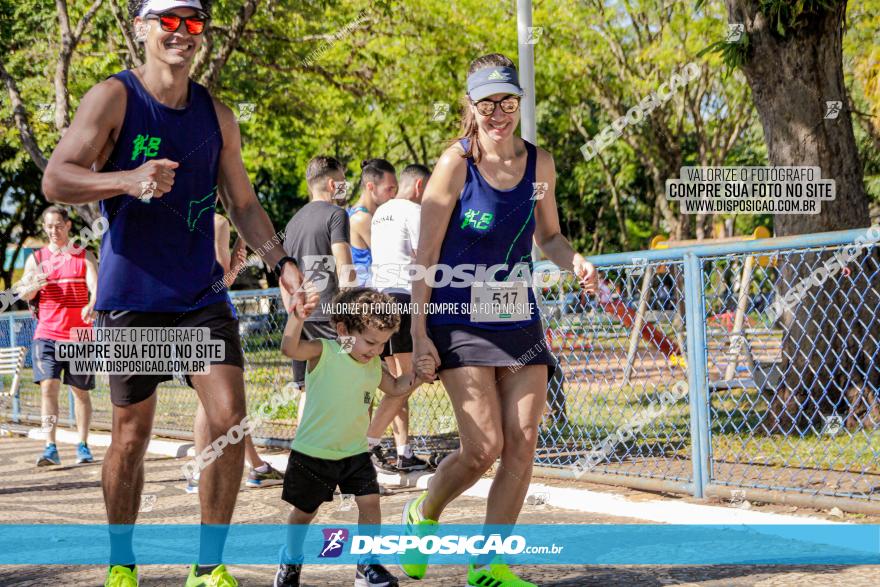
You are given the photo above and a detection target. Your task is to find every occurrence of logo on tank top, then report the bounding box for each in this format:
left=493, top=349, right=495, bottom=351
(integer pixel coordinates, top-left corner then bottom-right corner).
left=131, top=134, right=162, bottom=160
left=363, top=391, right=372, bottom=405
left=461, top=208, right=494, bottom=231
left=187, top=186, right=218, bottom=232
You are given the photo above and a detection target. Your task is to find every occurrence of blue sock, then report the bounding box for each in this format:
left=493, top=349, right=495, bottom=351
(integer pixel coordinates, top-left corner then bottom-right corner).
left=198, top=524, right=230, bottom=568
left=108, top=525, right=135, bottom=566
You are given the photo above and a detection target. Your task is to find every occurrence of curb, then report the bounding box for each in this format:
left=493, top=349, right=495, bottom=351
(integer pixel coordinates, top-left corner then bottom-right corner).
left=36, top=427, right=840, bottom=526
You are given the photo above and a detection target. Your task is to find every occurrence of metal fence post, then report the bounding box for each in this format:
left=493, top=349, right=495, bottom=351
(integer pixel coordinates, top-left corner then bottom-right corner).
left=68, top=387, right=75, bottom=423
left=8, top=315, right=16, bottom=347
left=683, top=252, right=710, bottom=497
left=12, top=389, right=20, bottom=423
left=6, top=316, right=21, bottom=423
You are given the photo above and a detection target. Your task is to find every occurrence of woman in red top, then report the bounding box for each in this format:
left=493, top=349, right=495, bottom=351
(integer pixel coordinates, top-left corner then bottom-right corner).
left=20, top=206, right=98, bottom=467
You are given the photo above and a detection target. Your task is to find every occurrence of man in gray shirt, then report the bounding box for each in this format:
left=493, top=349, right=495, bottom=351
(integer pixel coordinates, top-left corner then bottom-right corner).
left=282, top=156, right=356, bottom=395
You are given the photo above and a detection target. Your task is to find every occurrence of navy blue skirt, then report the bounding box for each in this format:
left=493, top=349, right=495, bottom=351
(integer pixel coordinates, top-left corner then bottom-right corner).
left=428, top=320, right=555, bottom=382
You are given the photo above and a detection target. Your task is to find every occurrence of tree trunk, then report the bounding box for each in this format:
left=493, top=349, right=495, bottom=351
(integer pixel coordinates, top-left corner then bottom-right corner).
left=725, top=0, right=878, bottom=434
left=726, top=0, right=868, bottom=232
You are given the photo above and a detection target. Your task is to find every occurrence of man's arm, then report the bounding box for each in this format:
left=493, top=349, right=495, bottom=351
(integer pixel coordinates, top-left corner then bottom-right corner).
left=214, top=214, right=232, bottom=273
left=331, top=242, right=356, bottom=288
left=408, top=204, right=421, bottom=258
left=329, top=208, right=355, bottom=287
left=16, top=255, right=43, bottom=301
left=212, top=98, right=303, bottom=305
left=42, top=79, right=178, bottom=204
left=280, top=281, right=292, bottom=314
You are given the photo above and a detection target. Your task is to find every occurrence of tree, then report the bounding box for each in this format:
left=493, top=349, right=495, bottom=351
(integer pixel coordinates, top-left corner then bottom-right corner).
left=723, top=0, right=868, bottom=233
left=710, top=0, right=879, bottom=432
left=3, top=0, right=878, bottom=264
left=553, top=0, right=761, bottom=246
left=0, top=0, right=261, bottom=223
left=0, top=0, right=105, bottom=222
left=0, top=149, right=47, bottom=295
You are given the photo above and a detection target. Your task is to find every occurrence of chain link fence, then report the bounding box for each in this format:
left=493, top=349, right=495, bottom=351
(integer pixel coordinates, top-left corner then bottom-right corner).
left=703, top=242, right=880, bottom=502
left=2, top=228, right=878, bottom=508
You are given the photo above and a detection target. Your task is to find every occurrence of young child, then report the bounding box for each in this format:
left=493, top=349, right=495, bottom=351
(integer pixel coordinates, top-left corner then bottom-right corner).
left=275, top=286, right=435, bottom=587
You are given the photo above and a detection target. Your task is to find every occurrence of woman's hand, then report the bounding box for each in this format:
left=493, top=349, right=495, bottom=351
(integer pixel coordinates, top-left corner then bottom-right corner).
left=415, top=354, right=437, bottom=384
left=412, top=333, right=440, bottom=380
left=573, top=255, right=598, bottom=294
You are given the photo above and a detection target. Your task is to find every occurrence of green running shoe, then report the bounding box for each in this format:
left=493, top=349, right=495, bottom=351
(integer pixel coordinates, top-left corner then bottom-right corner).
left=104, top=565, right=138, bottom=587
left=398, top=491, right=438, bottom=580
left=467, top=557, right=537, bottom=586
left=184, top=563, right=239, bottom=586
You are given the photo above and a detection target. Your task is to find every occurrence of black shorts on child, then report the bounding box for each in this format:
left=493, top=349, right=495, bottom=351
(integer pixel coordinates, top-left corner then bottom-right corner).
left=281, top=449, right=379, bottom=513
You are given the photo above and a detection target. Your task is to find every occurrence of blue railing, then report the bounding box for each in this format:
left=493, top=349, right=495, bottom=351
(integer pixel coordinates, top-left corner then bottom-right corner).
left=553, top=227, right=879, bottom=507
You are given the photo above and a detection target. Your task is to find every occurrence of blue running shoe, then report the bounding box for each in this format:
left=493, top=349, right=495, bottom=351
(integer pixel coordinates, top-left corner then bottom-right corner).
left=77, top=442, right=94, bottom=464
left=185, top=474, right=200, bottom=494
left=37, top=443, right=61, bottom=466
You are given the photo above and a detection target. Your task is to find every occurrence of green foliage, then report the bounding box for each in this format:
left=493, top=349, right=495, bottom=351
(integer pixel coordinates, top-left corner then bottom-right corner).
left=697, top=32, right=751, bottom=78
left=696, top=0, right=842, bottom=38
left=0, top=0, right=877, bottom=260
left=758, top=0, right=840, bottom=37
left=843, top=0, right=880, bottom=206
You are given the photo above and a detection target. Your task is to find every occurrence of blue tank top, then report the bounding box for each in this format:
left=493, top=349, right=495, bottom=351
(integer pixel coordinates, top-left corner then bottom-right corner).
left=347, top=206, right=373, bottom=286
left=427, top=139, right=539, bottom=330
left=96, top=70, right=227, bottom=312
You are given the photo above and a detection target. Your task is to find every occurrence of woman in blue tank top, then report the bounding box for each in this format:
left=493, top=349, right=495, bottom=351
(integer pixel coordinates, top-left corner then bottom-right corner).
left=347, top=206, right=373, bottom=285
left=400, top=54, right=598, bottom=587
left=347, top=158, right=398, bottom=286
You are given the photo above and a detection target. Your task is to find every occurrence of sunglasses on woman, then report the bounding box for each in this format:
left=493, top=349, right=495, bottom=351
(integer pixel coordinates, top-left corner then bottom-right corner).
left=473, top=95, right=521, bottom=116
left=145, top=12, right=207, bottom=36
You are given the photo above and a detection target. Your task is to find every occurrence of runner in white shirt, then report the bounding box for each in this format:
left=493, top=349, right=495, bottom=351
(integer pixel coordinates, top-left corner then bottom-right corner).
left=371, top=197, right=421, bottom=293
left=367, top=164, right=431, bottom=472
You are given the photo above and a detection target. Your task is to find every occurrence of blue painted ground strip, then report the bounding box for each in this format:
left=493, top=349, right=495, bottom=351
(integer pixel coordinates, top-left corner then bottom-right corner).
left=0, top=524, right=877, bottom=565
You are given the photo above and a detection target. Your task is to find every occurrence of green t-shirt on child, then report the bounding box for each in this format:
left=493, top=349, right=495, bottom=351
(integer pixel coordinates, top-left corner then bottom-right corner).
left=291, top=338, right=382, bottom=460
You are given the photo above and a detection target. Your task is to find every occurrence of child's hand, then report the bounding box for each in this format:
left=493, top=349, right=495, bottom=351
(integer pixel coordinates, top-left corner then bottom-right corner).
left=291, top=280, right=320, bottom=319
left=415, top=355, right=437, bottom=383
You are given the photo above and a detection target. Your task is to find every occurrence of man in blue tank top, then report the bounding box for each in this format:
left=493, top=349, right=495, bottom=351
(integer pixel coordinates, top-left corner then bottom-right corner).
left=42, top=2, right=304, bottom=585
left=348, top=158, right=398, bottom=286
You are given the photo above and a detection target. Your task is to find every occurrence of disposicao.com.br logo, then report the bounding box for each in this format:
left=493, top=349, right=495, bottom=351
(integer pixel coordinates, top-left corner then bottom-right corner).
left=348, top=533, right=562, bottom=556
left=319, top=528, right=349, bottom=558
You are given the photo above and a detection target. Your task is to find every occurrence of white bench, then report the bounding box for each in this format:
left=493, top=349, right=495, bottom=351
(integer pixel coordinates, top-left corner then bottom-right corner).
left=0, top=346, right=26, bottom=421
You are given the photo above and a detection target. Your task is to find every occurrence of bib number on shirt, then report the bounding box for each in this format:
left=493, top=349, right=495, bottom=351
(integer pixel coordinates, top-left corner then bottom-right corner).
left=470, top=281, right=530, bottom=322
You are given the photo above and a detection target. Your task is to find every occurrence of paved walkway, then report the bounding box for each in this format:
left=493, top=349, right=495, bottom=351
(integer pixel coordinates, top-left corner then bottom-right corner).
left=0, top=436, right=877, bottom=586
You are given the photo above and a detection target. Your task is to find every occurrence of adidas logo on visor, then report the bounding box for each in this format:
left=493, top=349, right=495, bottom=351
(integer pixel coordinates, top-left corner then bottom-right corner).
left=487, top=70, right=508, bottom=81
